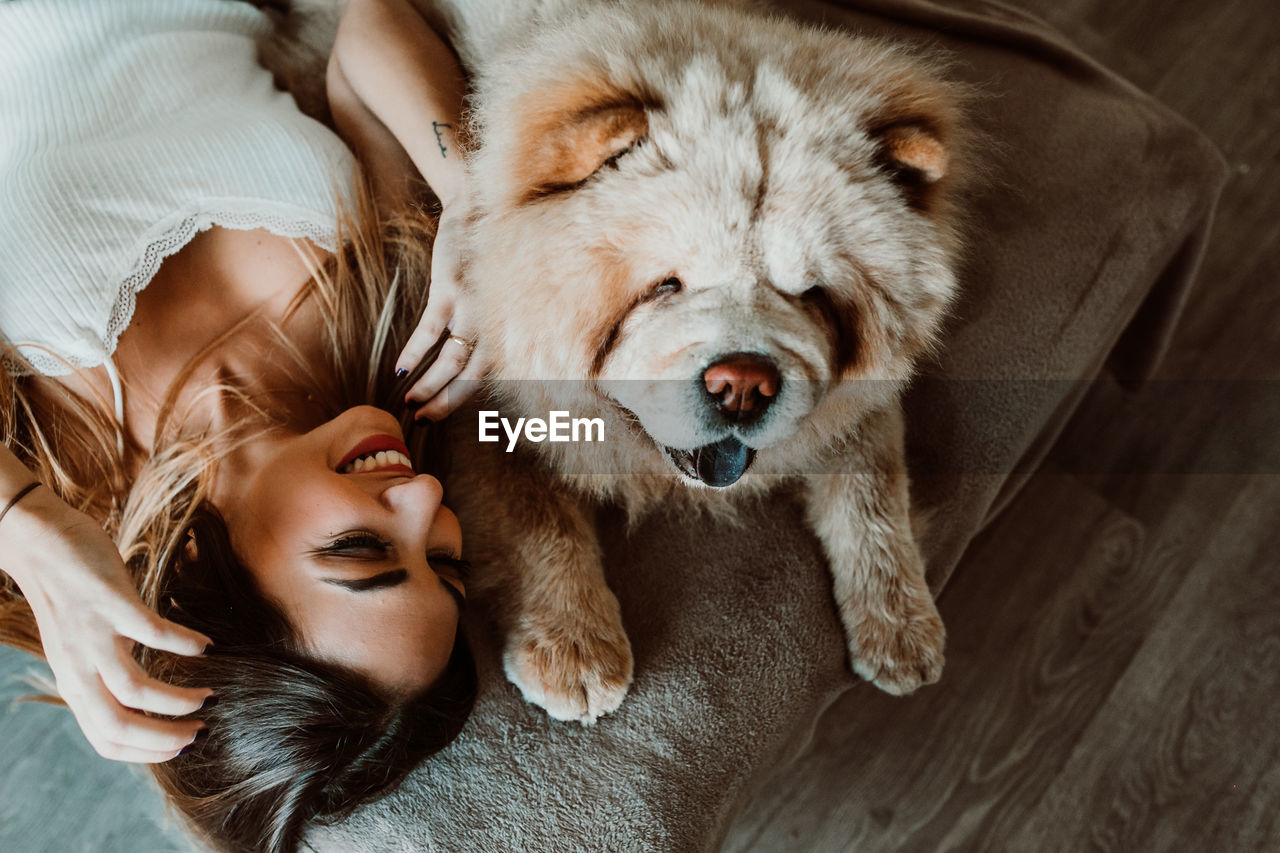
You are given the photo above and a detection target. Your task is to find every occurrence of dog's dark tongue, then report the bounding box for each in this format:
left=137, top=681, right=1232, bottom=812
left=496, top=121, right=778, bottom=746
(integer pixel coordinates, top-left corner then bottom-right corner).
left=694, top=437, right=754, bottom=487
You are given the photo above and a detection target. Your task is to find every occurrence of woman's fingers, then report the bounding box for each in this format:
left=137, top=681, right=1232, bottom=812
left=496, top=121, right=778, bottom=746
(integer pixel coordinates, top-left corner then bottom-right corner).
left=67, top=675, right=205, bottom=760
left=396, top=293, right=455, bottom=376
left=404, top=330, right=475, bottom=416
left=413, top=347, right=485, bottom=421
left=398, top=209, right=467, bottom=376
left=87, top=741, right=195, bottom=765
left=98, top=637, right=212, bottom=717
left=8, top=492, right=215, bottom=763
left=88, top=737, right=198, bottom=764
left=405, top=278, right=475, bottom=413
left=47, top=632, right=208, bottom=764
left=113, top=601, right=211, bottom=657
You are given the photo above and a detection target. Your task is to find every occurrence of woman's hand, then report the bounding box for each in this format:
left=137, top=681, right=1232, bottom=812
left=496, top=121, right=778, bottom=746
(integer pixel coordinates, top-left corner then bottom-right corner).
left=1, top=487, right=212, bottom=763
left=396, top=202, right=486, bottom=421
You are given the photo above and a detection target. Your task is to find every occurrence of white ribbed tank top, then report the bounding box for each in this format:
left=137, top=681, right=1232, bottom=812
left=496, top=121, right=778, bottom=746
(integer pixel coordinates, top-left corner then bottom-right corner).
left=0, top=0, right=356, bottom=378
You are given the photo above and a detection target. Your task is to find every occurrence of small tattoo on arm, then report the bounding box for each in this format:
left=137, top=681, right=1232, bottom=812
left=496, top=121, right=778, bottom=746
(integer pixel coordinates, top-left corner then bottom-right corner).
left=432, top=121, right=453, bottom=158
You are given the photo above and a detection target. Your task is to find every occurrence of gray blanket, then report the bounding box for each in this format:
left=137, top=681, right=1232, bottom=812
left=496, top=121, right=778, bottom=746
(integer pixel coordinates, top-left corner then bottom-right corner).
left=307, top=1, right=1225, bottom=851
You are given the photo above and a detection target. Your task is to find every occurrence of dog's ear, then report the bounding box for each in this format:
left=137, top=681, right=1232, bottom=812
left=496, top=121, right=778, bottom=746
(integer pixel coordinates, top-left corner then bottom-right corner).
left=866, top=67, right=961, bottom=214
left=870, top=118, right=952, bottom=212
left=876, top=122, right=948, bottom=184
left=512, top=81, right=652, bottom=202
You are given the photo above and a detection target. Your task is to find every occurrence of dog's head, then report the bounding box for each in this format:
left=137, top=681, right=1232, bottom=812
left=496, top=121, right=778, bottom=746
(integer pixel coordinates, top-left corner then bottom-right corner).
left=464, top=1, right=964, bottom=486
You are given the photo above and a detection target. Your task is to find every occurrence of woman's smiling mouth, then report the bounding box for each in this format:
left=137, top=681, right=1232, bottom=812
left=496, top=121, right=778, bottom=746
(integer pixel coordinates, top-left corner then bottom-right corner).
left=337, top=434, right=414, bottom=474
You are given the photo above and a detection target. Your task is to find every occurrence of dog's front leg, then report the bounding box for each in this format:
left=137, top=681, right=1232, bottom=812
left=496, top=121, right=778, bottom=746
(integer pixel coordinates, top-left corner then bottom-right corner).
left=450, top=449, right=633, bottom=723
left=803, top=401, right=945, bottom=695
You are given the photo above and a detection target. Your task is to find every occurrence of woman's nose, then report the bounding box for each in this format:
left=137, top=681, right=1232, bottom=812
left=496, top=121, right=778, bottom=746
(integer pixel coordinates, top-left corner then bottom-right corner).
left=380, top=473, right=445, bottom=521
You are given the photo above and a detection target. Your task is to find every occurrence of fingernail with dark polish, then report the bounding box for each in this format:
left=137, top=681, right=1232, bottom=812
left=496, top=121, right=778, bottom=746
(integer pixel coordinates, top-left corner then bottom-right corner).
left=180, top=728, right=208, bottom=756
left=203, top=643, right=214, bottom=654
left=395, top=367, right=409, bottom=378
left=201, top=693, right=219, bottom=711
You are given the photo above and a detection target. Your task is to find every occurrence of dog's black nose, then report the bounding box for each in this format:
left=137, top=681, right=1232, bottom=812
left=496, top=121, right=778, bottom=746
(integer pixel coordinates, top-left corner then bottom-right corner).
left=703, top=354, right=781, bottom=424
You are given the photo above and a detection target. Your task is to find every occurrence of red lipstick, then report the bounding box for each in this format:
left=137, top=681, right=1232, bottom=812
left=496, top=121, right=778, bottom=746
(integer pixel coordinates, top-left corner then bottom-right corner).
left=337, top=434, right=413, bottom=471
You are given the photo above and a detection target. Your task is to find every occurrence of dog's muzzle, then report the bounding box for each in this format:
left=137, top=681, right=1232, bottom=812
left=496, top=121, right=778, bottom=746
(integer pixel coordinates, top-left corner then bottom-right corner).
left=656, top=354, right=781, bottom=487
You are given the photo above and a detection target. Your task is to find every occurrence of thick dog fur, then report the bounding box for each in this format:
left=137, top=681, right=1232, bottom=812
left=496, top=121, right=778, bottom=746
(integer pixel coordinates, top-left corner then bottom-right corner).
left=263, top=0, right=964, bottom=723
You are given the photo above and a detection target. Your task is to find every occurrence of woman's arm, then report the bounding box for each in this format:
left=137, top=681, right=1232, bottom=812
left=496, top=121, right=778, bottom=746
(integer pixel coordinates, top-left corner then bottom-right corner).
left=0, top=444, right=212, bottom=763
left=327, top=0, right=483, bottom=419
left=328, top=0, right=467, bottom=208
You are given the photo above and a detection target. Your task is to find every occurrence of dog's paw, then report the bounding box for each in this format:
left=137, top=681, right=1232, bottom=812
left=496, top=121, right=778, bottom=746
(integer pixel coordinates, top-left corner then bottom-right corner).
left=846, top=598, right=946, bottom=696
left=503, top=618, right=634, bottom=724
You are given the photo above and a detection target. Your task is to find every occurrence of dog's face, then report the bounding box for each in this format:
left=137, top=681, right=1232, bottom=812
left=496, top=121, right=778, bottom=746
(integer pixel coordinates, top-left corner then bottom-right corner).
left=464, top=1, right=962, bottom=487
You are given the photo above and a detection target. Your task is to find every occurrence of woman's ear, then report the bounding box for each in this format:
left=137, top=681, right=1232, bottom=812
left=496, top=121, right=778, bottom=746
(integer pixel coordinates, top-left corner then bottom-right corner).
left=183, top=530, right=200, bottom=564
left=506, top=79, right=654, bottom=203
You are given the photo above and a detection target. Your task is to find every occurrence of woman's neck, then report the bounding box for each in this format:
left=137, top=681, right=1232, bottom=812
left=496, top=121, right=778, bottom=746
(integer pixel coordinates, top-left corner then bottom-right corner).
left=108, top=227, right=336, bottom=449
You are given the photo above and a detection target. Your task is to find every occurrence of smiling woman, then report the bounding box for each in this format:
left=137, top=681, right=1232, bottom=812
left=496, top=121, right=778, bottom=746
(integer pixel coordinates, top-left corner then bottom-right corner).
left=1, top=220, right=480, bottom=853
left=215, top=407, right=469, bottom=695
left=0, top=208, right=481, bottom=851
left=1, top=225, right=480, bottom=851
left=0, top=1, right=479, bottom=849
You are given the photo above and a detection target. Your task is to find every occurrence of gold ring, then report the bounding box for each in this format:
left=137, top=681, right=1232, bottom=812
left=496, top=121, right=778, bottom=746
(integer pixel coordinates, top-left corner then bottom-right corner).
left=446, top=333, right=475, bottom=354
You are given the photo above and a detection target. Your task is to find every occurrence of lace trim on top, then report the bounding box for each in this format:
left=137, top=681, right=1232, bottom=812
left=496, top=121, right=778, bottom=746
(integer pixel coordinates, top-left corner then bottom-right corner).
left=4, top=199, right=340, bottom=377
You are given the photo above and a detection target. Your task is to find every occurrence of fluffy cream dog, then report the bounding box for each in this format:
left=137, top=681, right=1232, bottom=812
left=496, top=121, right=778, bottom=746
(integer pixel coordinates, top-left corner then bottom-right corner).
left=269, top=0, right=964, bottom=723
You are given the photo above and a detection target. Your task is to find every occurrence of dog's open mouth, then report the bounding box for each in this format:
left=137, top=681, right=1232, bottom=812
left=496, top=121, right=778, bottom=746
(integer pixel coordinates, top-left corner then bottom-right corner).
left=663, top=436, right=756, bottom=487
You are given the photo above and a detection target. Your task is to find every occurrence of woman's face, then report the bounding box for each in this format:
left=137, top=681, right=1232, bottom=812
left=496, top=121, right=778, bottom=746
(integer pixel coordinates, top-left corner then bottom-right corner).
left=212, top=406, right=465, bottom=696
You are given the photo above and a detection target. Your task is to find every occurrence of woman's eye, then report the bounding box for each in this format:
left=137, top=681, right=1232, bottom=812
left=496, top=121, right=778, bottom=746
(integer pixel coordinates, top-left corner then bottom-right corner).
left=428, top=554, right=472, bottom=582
left=324, top=532, right=392, bottom=558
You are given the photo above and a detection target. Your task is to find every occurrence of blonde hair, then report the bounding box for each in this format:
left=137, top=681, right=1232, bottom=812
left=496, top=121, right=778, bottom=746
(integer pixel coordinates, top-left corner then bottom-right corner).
left=1, top=182, right=435, bottom=624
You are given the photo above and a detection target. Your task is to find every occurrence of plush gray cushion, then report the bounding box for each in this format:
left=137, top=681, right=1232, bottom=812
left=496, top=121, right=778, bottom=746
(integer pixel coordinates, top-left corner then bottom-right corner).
left=307, top=1, right=1226, bottom=852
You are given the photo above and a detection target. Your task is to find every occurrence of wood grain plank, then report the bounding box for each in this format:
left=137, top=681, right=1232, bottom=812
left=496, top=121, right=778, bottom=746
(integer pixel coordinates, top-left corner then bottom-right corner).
left=1008, top=475, right=1280, bottom=853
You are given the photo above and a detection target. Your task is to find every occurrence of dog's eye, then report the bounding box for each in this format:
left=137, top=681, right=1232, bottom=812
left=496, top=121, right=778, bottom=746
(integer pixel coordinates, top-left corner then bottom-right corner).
left=601, top=143, right=637, bottom=171
left=653, top=277, right=683, bottom=296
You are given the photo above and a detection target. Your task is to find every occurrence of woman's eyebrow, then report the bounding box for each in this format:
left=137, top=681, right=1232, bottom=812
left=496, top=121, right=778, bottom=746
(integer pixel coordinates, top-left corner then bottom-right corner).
left=323, top=568, right=408, bottom=592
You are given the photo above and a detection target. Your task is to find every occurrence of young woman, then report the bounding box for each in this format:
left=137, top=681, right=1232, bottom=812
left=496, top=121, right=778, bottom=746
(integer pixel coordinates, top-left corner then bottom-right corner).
left=0, top=0, right=483, bottom=850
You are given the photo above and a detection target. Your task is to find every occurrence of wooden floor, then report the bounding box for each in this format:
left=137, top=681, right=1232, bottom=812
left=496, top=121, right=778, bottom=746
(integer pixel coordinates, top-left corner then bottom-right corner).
left=1, top=1, right=1275, bottom=851
left=725, top=0, right=1280, bottom=850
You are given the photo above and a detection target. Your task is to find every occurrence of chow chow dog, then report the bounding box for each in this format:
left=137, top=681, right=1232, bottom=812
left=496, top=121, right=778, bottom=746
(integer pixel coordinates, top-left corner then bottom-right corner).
left=265, top=0, right=964, bottom=723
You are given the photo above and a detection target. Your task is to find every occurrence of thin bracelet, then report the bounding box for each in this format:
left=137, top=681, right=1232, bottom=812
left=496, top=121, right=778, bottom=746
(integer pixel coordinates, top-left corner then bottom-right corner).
left=0, top=482, right=41, bottom=528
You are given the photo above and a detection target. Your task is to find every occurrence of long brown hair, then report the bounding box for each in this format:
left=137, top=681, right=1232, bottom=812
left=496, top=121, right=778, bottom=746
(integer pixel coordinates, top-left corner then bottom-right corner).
left=0, top=187, right=476, bottom=853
